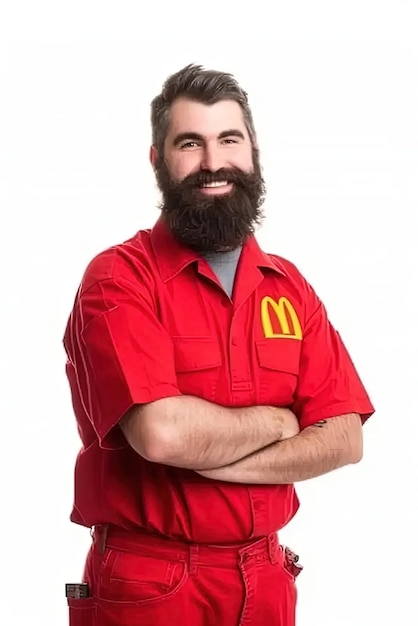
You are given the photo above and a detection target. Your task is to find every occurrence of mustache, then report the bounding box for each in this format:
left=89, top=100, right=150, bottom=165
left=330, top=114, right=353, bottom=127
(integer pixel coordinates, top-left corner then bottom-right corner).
left=171, top=167, right=258, bottom=190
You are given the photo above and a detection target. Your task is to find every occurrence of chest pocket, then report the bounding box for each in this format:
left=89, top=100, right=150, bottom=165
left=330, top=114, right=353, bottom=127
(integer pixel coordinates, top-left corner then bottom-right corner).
left=255, top=339, right=301, bottom=406
left=172, top=336, right=222, bottom=402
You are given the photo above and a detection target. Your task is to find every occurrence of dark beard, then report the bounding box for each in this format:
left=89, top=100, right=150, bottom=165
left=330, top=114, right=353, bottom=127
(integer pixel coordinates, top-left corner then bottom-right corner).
left=155, top=153, right=266, bottom=252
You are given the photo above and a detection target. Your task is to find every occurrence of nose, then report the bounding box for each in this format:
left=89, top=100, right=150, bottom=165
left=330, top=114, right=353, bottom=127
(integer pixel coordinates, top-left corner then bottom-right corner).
left=200, top=144, right=225, bottom=172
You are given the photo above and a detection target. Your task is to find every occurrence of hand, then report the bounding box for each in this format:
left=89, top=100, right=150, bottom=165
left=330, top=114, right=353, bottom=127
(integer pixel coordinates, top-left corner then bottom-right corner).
left=257, top=406, right=300, bottom=441
left=277, top=408, right=300, bottom=440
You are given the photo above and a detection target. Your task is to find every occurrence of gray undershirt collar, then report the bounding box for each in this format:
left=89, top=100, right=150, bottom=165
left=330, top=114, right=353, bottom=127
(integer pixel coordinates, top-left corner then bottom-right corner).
left=202, top=247, right=242, bottom=298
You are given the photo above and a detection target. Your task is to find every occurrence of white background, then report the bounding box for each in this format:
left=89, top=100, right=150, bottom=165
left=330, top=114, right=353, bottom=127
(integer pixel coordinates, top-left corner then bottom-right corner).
left=1, top=1, right=417, bottom=624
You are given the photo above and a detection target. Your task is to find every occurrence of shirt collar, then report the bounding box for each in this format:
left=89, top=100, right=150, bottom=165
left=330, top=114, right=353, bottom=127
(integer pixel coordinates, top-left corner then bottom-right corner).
left=149, top=216, right=287, bottom=282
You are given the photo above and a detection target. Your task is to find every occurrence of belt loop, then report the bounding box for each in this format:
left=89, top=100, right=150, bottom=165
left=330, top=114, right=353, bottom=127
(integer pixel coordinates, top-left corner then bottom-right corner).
left=102, top=525, right=109, bottom=554
left=188, top=544, right=199, bottom=575
left=268, top=533, right=279, bottom=565
left=94, top=524, right=109, bottom=555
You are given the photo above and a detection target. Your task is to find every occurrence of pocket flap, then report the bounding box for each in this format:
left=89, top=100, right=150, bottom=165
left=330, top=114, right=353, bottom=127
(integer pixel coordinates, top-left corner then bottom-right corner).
left=172, top=336, right=222, bottom=372
left=256, top=339, right=301, bottom=375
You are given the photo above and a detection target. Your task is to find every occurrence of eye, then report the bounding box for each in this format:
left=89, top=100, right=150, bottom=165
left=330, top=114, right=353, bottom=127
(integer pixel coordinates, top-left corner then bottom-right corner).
left=180, top=141, right=200, bottom=149
left=221, top=138, right=239, bottom=145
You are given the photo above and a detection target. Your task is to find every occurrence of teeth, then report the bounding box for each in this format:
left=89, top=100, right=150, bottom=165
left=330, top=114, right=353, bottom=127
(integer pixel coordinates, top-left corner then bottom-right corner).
left=201, top=181, right=229, bottom=188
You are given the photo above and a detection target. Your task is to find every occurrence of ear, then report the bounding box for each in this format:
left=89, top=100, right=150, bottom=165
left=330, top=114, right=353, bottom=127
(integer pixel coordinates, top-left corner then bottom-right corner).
left=252, top=133, right=259, bottom=151
left=149, top=145, right=158, bottom=168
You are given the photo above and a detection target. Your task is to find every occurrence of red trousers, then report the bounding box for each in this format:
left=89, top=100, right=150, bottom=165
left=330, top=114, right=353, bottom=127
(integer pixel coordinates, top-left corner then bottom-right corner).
left=67, top=525, right=298, bottom=626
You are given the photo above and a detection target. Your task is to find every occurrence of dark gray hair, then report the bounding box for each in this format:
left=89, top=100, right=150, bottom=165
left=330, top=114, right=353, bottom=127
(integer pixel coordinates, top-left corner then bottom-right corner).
left=150, top=63, right=257, bottom=155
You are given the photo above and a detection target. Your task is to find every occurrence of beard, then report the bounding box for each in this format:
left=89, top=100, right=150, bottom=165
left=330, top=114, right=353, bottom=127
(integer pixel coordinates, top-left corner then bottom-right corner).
left=154, top=151, right=266, bottom=253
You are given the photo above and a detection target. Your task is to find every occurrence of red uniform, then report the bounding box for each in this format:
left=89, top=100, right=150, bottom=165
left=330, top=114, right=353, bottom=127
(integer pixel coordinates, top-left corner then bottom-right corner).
left=64, top=217, right=374, bottom=625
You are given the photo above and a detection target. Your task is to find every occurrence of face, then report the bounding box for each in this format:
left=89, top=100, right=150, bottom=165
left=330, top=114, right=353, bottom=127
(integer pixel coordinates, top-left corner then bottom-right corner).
left=162, top=98, right=254, bottom=186
left=151, top=97, right=265, bottom=252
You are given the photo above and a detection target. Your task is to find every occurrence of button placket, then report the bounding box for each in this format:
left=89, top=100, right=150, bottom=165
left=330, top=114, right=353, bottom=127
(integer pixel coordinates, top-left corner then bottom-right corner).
left=229, top=313, right=252, bottom=393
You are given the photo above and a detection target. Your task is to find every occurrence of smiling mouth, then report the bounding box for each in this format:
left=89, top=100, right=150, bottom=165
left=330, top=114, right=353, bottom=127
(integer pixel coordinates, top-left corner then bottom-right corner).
left=199, top=181, right=229, bottom=188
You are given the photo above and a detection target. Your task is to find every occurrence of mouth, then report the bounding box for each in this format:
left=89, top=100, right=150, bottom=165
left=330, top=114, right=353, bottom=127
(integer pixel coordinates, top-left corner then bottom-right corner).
left=198, top=181, right=233, bottom=195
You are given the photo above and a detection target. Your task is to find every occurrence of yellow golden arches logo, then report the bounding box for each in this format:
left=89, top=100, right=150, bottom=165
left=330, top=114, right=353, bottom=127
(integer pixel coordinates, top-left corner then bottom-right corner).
left=260, top=296, right=303, bottom=340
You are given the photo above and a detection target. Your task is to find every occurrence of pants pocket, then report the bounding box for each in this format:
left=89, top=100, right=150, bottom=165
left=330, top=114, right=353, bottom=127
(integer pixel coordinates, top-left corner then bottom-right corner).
left=68, top=597, right=97, bottom=626
left=99, top=548, right=188, bottom=604
left=95, top=548, right=190, bottom=625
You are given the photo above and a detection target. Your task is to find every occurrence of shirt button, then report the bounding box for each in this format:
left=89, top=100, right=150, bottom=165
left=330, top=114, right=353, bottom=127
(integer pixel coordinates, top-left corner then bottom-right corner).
left=231, top=337, right=239, bottom=346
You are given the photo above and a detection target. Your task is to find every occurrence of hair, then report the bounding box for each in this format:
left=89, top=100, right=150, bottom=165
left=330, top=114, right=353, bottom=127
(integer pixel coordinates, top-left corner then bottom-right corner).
left=150, top=63, right=257, bottom=156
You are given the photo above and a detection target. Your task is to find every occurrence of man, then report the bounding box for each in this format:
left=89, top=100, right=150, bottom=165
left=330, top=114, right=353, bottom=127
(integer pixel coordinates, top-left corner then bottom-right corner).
left=63, top=63, right=374, bottom=626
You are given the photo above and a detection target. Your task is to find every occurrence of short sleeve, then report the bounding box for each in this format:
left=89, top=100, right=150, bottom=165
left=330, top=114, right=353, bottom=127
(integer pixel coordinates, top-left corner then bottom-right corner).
left=292, top=296, right=375, bottom=430
left=64, top=275, right=181, bottom=449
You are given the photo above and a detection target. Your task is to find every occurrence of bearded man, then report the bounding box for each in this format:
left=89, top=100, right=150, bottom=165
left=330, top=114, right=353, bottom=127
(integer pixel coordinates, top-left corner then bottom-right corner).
left=63, top=63, right=374, bottom=626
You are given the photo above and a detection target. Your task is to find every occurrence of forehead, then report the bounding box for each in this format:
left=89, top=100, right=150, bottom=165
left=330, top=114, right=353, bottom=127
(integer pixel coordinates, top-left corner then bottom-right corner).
left=166, top=97, right=249, bottom=140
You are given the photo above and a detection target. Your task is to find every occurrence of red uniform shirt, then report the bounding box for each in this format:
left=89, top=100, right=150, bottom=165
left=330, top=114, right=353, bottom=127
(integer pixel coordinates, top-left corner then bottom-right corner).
left=63, top=217, right=374, bottom=543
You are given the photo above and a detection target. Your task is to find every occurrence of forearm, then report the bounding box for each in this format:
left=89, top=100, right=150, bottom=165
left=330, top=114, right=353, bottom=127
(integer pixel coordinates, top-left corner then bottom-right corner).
left=196, top=413, right=363, bottom=483
left=121, top=396, right=286, bottom=470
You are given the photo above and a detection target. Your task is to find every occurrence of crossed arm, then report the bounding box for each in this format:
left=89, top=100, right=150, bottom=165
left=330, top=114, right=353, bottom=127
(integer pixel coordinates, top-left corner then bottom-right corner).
left=196, top=412, right=363, bottom=484
left=121, top=396, right=363, bottom=484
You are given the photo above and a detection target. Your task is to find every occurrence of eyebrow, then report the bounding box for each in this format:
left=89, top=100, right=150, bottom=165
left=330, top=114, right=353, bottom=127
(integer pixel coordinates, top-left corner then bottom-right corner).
left=172, top=129, right=246, bottom=147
